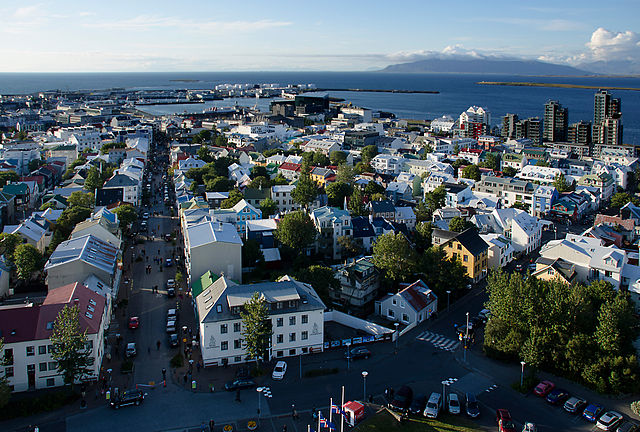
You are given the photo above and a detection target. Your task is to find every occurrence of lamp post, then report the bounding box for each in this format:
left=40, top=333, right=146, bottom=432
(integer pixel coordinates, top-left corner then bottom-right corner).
left=446, top=290, right=451, bottom=312
left=361, top=371, right=368, bottom=401
left=257, top=387, right=263, bottom=419
left=394, top=322, right=399, bottom=353
left=520, top=361, right=526, bottom=388
left=441, top=380, right=448, bottom=405
left=345, top=342, right=351, bottom=371
left=464, top=312, right=469, bottom=362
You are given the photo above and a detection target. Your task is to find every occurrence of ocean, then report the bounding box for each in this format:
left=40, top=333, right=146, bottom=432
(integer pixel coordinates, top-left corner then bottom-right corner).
left=1, top=71, right=639, bottom=144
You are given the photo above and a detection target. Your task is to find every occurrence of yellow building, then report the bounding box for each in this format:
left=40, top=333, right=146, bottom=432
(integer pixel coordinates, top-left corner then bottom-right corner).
left=441, top=228, right=489, bottom=282
left=531, top=257, right=576, bottom=285
left=310, top=167, right=335, bottom=187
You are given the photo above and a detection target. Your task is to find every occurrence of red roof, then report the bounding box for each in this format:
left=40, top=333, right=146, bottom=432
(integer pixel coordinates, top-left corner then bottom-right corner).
left=398, top=279, right=436, bottom=312
left=279, top=162, right=301, bottom=172
left=0, top=304, right=40, bottom=343
left=20, top=175, right=44, bottom=185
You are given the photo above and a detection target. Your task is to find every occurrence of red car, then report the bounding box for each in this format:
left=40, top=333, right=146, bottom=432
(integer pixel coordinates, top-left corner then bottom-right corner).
left=496, top=409, right=516, bottom=432
left=533, top=380, right=555, bottom=397
left=128, top=317, right=140, bottom=329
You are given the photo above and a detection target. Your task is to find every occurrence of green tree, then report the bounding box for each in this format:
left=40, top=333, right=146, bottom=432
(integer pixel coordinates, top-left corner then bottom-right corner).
left=372, top=232, right=417, bottom=283
left=0, top=233, right=22, bottom=265
left=67, top=191, right=93, bottom=209
left=291, top=170, right=318, bottom=208
left=336, top=164, right=355, bottom=185
left=449, top=216, right=473, bottom=232
left=330, top=151, right=347, bottom=165
left=461, top=164, right=481, bottom=181
left=197, top=145, right=213, bottom=163
left=13, top=244, right=42, bottom=281
left=242, top=239, right=264, bottom=268
left=0, top=338, right=10, bottom=408
left=47, top=206, right=92, bottom=254
left=259, top=197, right=278, bottom=218
left=84, top=167, right=102, bottom=192
left=28, top=158, right=44, bottom=172
left=274, top=210, right=316, bottom=250
left=418, top=246, right=469, bottom=299
left=348, top=188, right=368, bottom=217
left=294, top=265, right=339, bottom=306
left=251, top=166, right=268, bottom=179
left=553, top=173, right=571, bottom=193
left=361, top=145, right=378, bottom=164
left=414, top=221, right=433, bottom=251
left=50, top=305, right=93, bottom=387
left=240, top=292, right=272, bottom=364
left=249, top=176, right=270, bottom=190
left=480, top=153, right=501, bottom=171
left=0, top=171, right=18, bottom=188
left=271, top=173, right=289, bottom=186
left=421, top=185, right=446, bottom=220
left=221, top=189, right=243, bottom=209
left=364, top=180, right=385, bottom=198
left=205, top=176, right=234, bottom=192
left=337, top=235, right=362, bottom=258
left=610, top=192, right=640, bottom=209
left=326, top=181, right=353, bottom=208
left=502, top=166, right=517, bottom=177
left=113, top=204, right=138, bottom=232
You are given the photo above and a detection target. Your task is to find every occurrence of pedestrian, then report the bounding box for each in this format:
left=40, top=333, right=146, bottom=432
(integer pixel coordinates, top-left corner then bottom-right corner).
left=235, top=389, right=241, bottom=402
left=157, top=340, right=161, bottom=350
left=209, top=419, right=215, bottom=431
left=282, top=425, right=287, bottom=432
left=201, top=422, right=206, bottom=432
left=183, top=373, right=187, bottom=385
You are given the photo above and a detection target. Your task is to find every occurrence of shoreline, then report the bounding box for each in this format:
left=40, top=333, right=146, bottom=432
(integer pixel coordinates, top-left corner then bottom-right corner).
left=478, top=81, right=640, bottom=91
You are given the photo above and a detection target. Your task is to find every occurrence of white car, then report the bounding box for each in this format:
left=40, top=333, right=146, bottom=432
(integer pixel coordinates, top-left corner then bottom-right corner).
left=448, top=393, right=460, bottom=415
left=166, top=320, right=176, bottom=333
left=596, top=411, right=623, bottom=431
left=272, top=361, right=287, bottom=380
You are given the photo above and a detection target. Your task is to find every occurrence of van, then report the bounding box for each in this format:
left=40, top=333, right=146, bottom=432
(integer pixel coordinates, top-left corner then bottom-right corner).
left=423, top=392, right=441, bottom=418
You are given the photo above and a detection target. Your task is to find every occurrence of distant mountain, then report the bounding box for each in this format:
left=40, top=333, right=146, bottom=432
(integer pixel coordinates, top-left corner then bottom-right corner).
left=577, top=60, right=640, bottom=75
left=380, top=57, right=590, bottom=76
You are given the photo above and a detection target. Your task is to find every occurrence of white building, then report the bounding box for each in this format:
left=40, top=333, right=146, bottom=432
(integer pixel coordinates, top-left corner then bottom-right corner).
left=430, top=115, right=455, bottom=133
left=471, top=208, right=543, bottom=254
left=271, top=185, right=300, bottom=213
left=370, top=154, right=405, bottom=175
left=480, top=233, right=515, bottom=269
left=184, top=221, right=242, bottom=286
left=375, top=280, right=437, bottom=326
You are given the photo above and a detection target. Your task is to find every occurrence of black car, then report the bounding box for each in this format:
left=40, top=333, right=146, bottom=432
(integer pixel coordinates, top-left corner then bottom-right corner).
left=110, top=390, right=145, bottom=409
left=167, top=287, right=176, bottom=298
left=389, top=385, right=413, bottom=413
left=409, top=394, right=427, bottom=415
left=465, top=393, right=480, bottom=418
left=224, top=378, right=256, bottom=391
left=617, top=421, right=639, bottom=432
left=168, top=333, right=179, bottom=347
left=546, top=388, right=570, bottom=405
left=345, top=347, right=371, bottom=360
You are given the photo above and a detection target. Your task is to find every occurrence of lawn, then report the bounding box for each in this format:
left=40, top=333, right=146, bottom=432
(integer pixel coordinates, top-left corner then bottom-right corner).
left=355, top=409, right=483, bottom=432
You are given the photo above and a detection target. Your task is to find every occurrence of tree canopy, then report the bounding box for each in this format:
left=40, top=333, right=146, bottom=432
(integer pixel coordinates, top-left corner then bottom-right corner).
left=113, top=204, right=138, bottom=231
left=294, top=265, right=339, bottom=306
left=461, top=164, right=481, bottom=181
left=361, top=145, right=378, bottom=164
left=221, top=189, right=243, bottom=209
left=259, top=197, right=277, bottom=218
left=275, top=210, right=316, bottom=250
left=14, top=244, right=42, bottom=281
left=372, top=232, right=417, bottom=283
left=553, top=173, right=571, bottom=193
left=67, top=191, right=94, bottom=209
left=330, top=151, right=348, bottom=165
left=502, top=166, right=517, bottom=178
left=326, top=181, right=353, bottom=208
left=291, top=170, right=318, bottom=208
left=449, top=216, right=474, bottom=232
left=50, top=305, right=94, bottom=387
left=610, top=192, right=640, bottom=209
left=241, top=292, right=272, bottom=363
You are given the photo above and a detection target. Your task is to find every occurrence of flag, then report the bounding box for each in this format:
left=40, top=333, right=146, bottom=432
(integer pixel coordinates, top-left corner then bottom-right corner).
left=319, top=412, right=336, bottom=430
left=330, top=404, right=339, bottom=414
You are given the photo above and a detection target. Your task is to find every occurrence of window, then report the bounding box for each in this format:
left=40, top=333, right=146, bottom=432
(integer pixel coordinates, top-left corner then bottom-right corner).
left=234, top=340, right=242, bottom=349
left=302, top=331, right=308, bottom=340
left=301, top=315, right=308, bottom=324
left=289, top=349, right=296, bottom=356
left=26, top=346, right=34, bottom=357
left=302, top=347, right=308, bottom=353
left=463, top=255, right=468, bottom=262
left=277, top=351, right=283, bottom=357
left=47, top=345, right=54, bottom=354
left=39, top=363, right=47, bottom=372
left=234, top=356, right=242, bottom=362
left=46, top=378, right=55, bottom=387
left=220, top=324, right=228, bottom=334
left=4, top=348, right=13, bottom=365
left=289, top=333, right=296, bottom=342
left=457, top=244, right=462, bottom=250
left=289, top=316, right=296, bottom=326
left=5, top=367, right=13, bottom=378
left=234, top=322, right=241, bottom=332
left=276, top=334, right=283, bottom=344
left=402, top=313, right=409, bottom=322
left=221, top=341, right=228, bottom=351
left=38, top=346, right=46, bottom=355
left=392, top=299, right=397, bottom=306
left=48, top=362, right=57, bottom=371
left=276, top=318, right=283, bottom=327
left=387, top=309, right=395, bottom=318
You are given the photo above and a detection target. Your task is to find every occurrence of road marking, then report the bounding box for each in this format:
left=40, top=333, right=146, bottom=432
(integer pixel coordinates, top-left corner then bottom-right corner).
left=416, top=331, right=460, bottom=352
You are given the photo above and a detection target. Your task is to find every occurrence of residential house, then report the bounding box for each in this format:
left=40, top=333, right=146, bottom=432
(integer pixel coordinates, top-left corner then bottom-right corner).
left=443, top=182, right=472, bottom=208
left=532, top=185, right=558, bottom=217
left=578, top=172, right=615, bottom=202
left=471, top=208, right=543, bottom=254
left=3, top=215, right=51, bottom=253
left=310, top=206, right=352, bottom=260
left=71, top=216, right=122, bottom=249
left=370, top=154, right=405, bottom=175
left=368, top=200, right=395, bottom=221
left=310, top=167, right=335, bottom=187
left=394, top=207, right=416, bottom=230
left=332, top=257, right=380, bottom=314
left=375, top=279, right=437, bottom=326
left=350, top=216, right=376, bottom=254
left=531, top=257, right=578, bottom=285
left=501, top=153, right=527, bottom=172
left=385, top=182, right=412, bottom=203
left=184, top=221, right=242, bottom=286
left=474, top=176, right=536, bottom=214
left=440, top=228, right=489, bottom=282
left=271, top=185, right=299, bottom=213
left=103, top=173, right=140, bottom=206
left=278, top=162, right=301, bottom=181
left=178, top=157, right=206, bottom=172
left=480, top=233, right=515, bottom=269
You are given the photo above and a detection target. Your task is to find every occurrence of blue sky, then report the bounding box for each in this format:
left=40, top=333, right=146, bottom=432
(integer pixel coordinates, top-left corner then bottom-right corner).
left=0, top=0, right=638, bottom=72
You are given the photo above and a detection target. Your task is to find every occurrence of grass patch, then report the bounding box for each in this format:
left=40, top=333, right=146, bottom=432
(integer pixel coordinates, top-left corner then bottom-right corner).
left=304, top=367, right=339, bottom=378
left=355, top=410, right=481, bottom=432
left=0, top=388, right=80, bottom=420
left=170, top=353, right=184, bottom=368
left=120, top=359, right=134, bottom=374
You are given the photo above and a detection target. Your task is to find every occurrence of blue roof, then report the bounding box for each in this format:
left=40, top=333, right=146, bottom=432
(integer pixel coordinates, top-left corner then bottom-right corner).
left=351, top=216, right=375, bottom=238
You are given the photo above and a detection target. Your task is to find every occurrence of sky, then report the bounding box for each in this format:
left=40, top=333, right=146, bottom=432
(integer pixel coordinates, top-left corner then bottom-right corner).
left=0, top=0, right=638, bottom=72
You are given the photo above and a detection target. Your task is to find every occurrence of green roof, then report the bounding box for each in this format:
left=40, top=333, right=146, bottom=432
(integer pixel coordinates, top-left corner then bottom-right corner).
left=191, top=270, right=219, bottom=298
left=3, top=183, right=28, bottom=195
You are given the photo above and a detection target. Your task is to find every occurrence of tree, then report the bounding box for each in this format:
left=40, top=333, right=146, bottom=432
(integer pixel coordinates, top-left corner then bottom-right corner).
left=553, top=173, right=571, bottom=193
left=461, top=164, right=481, bottom=181
left=336, top=164, right=355, bottom=184
left=259, top=197, right=278, bottom=218
left=67, top=191, right=93, bottom=209
left=215, top=134, right=228, bottom=147
left=611, top=192, right=640, bottom=209
left=372, top=232, right=417, bottom=283
left=0, top=233, right=22, bottom=265
left=0, top=171, right=18, bottom=188
left=337, top=235, right=362, bottom=258
left=242, top=239, right=264, bottom=268
left=348, top=188, right=368, bottom=217
left=364, top=181, right=385, bottom=198
left=50, top=305, right=93, bottom=387
left=271, top=173, right=289, bottom=186
left=421, top=185, right=446, bottom=220
left=205, top=176, right=234, bottom=192
left=294, top=265, right=339, bottom=306
left=275, top=210, right=316, bottom=250
left=250, top=166, right=268, bottom=179
left=241, top=292, right=272, bottom=364
left=502, top=166, right=517, bottom=178
left=330, top=151, right=348, bottom=165
left=291, top=171, right=318, bottom=208
left=28, top=158, right=44, bottom=172
left=326, top=182, right=353, bottom=208
left=0, top=338, right=10, bottom=408
left=361, top=145, right=378, bottom=164
left=221, top=189, right=243, bottom=209
left=481, top=153, right=501, bottom=171
left=449, top=217, right=473, bottom=232
left=13, top=244, right=42, bottom=281
left=414, top=221, right=433, bottom=252
left=249, top=176, right=270, bottom=190
left=197, top=145, right=213, bottom=163
left=84, top=167, right=102, bottom=192
left=113, top=204, right=138, bottom=231
left=418, top=246, right=469, bottom=300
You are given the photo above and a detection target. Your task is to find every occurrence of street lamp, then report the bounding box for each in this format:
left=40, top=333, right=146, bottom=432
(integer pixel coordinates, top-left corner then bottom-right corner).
left=345, top=342, right=351, bottom=371
left=464, top=312, right=469, bottom=362
left=257, top=387, right=264, bottom=419
left=441, top=380, right=448, bottom=404
left=361, top=371, right=368, bottom=401
left=520, top=361, right=526, bottom=388
left=446, top=290, right=451, bottom=312
left=394, top=322, right=399, bottom=353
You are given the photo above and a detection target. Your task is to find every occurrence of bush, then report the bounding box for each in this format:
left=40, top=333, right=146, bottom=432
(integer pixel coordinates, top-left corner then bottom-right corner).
left=121, top=360, right=134, bottom=374
left=170, top=353, right=184, bottom=368
left=0, top=388, right=79, bottom=420
left=631, top=401, right=640, bottom=416
left=304, top=367, right=339, bottom=378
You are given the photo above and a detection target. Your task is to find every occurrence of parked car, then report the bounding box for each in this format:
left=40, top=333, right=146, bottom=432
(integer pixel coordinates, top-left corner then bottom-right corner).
left=546, top=388, right=570, bottom=405
left=389, top=385, right=413, bottom=413
left=597, top=411, right=624, bottom=431
left=167, top=308, right=177, bottom=322
left=345, top=347, right=371, bottom=360
left=166, top=320, right=176, bottom=333
left=564, top=396, right=587, bottom=414
left=616, top=421, right=639, bottom=432
left=164, top=233, right=172, bottom=242
left=533, top=380, right=555, bottom=397
left=125, top=342, right=137, bottom=358
left=409, top=394, right=427, bottom=416
left=165, top=258, right=173, bottom=267
left=465, top=393, right=480, bottom=418
left=496, top=409, right=517, bottom=432
left=128, top=316, right=140, bottom=329
left=224, top=378, right=255, bottom=391
left=110, top=390, right=145, bottom=409
left=583, top=403, right=605, bottom=422
left=166, top=279, right=175, bottom=289
left=423, top=392, right=441, bottom=419
left=272, top=361, right=287, bottom=380
left=168, top=333, right=179, bottom=347
left=167, top=287, right=175, bottom=298
left=448, top=393, right=460, bottom=415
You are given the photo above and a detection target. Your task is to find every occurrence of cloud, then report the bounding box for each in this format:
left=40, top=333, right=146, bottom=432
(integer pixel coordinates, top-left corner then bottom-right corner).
left=586, top=27, right=640, bottom=61
left=13, top=4, right=42, bottom=19
left=88, top=15, right=291, bottom=33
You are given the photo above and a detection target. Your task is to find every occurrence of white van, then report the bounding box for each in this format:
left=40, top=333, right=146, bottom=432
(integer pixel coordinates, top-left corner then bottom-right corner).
left=423, top=392, right=441, bottom=418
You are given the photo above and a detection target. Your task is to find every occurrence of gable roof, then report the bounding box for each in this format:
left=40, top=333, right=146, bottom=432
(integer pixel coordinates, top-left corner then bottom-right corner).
left=445, top=228, right=489, bottom=256
left=397, top=279, right=437, bottom=313
left=45, top=234, right=119, bottom=274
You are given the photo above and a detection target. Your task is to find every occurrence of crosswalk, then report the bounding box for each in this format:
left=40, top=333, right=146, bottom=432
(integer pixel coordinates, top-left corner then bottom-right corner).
left=416, top=330, right=460, bottom=352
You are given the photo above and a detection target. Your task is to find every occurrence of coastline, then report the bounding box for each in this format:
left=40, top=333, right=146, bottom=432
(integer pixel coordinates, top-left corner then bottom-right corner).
left=478, top=81, right=640, bottom=91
